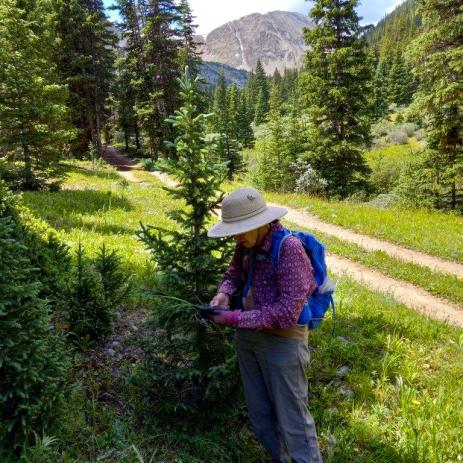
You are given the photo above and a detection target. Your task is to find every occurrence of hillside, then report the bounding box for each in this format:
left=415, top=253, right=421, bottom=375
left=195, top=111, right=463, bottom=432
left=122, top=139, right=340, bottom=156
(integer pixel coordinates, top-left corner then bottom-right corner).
left=198, top=10, right=313, bottom=74
left=200, top=61, right=249, bottom=88
left=367, top=0, right=421, bottom=58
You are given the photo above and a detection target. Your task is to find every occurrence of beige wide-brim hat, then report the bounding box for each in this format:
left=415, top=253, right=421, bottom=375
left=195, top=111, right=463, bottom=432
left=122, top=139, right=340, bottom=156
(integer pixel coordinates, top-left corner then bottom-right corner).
left=208, top=187, right=288, bottom=238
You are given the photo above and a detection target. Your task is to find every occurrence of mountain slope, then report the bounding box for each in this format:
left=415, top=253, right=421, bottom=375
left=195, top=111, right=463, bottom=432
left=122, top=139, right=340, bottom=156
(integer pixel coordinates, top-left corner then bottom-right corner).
left=198, top=11, right=313, bottom=74
left=200, top=62, right=249, bottom=88
left=367, top=0, right=421, bottom=59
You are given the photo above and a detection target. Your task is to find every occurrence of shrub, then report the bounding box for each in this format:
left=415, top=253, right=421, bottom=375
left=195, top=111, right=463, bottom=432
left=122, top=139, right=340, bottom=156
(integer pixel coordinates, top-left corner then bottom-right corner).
left=401, top=123, right=418, bottom=137
left=68, top=244, right=111, bottom=343
left=343, top=190, right=370, bottom=203
left=0, top=183, right=71, bottom=450
left=291, top=159, right=328, bottom=195
left=415, top=129, right=426, bottom=141
left=368, top=192, right=400, bottom=209
left=140, top=158, right=155, bottom=172
left=387, top=129, right=408, bottom=145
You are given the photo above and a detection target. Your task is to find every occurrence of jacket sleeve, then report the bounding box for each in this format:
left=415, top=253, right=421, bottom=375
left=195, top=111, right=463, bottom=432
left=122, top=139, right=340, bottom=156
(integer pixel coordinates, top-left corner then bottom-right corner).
left=237, top=237, right=317, bottom=330
left=217, top=243, right=245, bottom=297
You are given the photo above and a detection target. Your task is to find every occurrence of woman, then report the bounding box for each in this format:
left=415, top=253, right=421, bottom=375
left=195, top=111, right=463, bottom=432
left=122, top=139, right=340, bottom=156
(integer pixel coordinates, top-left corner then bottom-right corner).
left=207, top=187, right=323, bottom=463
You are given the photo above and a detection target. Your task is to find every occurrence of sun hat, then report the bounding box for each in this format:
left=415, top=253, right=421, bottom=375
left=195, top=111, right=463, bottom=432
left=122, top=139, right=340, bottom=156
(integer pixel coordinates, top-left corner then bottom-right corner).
left=207, top=187, right=288, bottom=238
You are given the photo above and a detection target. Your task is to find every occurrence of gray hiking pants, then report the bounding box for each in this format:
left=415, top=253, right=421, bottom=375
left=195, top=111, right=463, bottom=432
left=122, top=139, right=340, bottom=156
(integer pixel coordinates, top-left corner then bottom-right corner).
left=234, top=329, right=323, bottom=463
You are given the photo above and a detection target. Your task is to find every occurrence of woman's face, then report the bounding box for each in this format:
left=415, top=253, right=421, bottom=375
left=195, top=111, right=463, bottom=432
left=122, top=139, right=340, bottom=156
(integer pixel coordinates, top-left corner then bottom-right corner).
left=234, top=224, right=271, bottom=249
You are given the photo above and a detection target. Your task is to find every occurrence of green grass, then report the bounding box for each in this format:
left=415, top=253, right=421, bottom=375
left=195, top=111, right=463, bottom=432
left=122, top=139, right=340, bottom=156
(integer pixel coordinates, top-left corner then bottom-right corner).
left=22, top=161, right=177, bottom=279
left=365, top=143, right=418, bottom=167
left=227, top=179, right=463, bottom=263
left=281, top=218, right=463, bottom=307
left=309, top=277, right=463, bottom=463
left=18, top=158, right=463, bottom=462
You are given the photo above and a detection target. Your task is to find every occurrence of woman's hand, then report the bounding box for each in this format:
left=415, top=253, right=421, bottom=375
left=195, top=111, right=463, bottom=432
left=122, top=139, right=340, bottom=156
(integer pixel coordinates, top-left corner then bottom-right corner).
left=210, top=292, right=230, bottom=309
left=211, top=310, right=240, bottom=327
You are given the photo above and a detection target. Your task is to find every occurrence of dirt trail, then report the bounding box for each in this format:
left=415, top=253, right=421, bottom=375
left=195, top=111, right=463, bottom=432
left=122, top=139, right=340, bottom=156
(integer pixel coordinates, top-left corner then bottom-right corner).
left=327, top=255, right=463, bottom=326
left=102, top=146, right=143, bottom=183
left=102, top=147, right=463, bottom=328
left=282, top=207, right=463, bottom=280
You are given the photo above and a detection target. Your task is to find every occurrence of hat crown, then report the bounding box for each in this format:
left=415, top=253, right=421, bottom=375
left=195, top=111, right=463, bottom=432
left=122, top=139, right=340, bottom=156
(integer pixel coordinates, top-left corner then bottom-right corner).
left=221, top=187, right=267, bottom=224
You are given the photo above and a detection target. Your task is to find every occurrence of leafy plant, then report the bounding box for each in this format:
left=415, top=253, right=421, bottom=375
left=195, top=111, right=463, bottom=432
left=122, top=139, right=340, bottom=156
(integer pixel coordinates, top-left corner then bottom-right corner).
left=292, top=159, right=328, bottom=195
left=140, top=158, right=156, bottom=172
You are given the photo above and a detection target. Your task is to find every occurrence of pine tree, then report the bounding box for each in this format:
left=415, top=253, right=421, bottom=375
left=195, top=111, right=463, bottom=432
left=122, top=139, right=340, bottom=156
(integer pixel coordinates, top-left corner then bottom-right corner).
left=254, top=84, right=292, bottom=191
left=114, top=0, right=145, bottom=152
left=387, top=54, right=414, bottom=106
left=136, top=67, right=239, bottom=418
left=406, top=0, right=463, bottom=210
left=372, top=57, right=390, bottom=120
left=135, top=0, right=182, bottom=159
left=245, top=70, right=257, bottom=121
left=0, top=0, right=73, bottom=190
left=178, top=0, right=201, bottom=77
left=237, top=92, right=254, bottom=148
left=54, top=0, right=116, bottom=157
left=254, top=59, right=269, bottom=125
left=227, top=83, right=240, bottom=141
left=301, top=0, right=373, bottom=198
left=113, top=55, right=138, bottom=150
left=0, top=181, right=71, bottom=447
left=210, top=71, right=242, bottom=178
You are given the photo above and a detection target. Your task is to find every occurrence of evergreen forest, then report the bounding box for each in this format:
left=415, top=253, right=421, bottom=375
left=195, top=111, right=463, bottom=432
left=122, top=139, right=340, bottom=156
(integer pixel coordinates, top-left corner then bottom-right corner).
left=1, top=0, right=462, bottom=461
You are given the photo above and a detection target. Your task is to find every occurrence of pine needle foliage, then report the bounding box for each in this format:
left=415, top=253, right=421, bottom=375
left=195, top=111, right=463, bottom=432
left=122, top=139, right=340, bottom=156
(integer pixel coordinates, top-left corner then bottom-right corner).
left=301, top=0, right=373, bottom=198
left=94, top=243, right=134, bottom=309
left=406, top=0, right=463, bottom=211
left=68, top=243, right=111, bottom=343
left=0, top=181, right=70, bottom=450
left=0, top=0, right=73, bottom=190
left=135, top=67, right=239, bottom=420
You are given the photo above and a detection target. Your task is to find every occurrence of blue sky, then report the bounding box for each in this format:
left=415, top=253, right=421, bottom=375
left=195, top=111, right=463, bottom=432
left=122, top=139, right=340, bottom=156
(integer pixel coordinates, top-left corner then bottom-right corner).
left=103, top=0, right=405, bottom=35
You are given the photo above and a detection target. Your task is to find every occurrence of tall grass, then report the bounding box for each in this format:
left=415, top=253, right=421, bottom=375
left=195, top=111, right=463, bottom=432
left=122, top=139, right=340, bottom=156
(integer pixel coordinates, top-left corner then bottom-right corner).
left=22, top=161, right=178, bottom=279
left=18, top=159, right=463, bottom=462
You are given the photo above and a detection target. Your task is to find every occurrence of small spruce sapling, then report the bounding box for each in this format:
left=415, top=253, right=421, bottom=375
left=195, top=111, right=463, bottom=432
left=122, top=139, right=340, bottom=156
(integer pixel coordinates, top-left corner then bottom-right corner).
left=136, top=67, right=238, bottom=419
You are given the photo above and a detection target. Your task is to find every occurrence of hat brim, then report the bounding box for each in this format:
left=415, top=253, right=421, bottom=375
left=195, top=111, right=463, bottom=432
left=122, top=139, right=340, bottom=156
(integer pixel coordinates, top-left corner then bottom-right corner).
left=207, top=205, right=288, bottom=238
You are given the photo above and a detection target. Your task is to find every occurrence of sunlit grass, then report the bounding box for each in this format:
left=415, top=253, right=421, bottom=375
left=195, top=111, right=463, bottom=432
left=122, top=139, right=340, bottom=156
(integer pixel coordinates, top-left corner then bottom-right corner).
left=18, top=158, right=463, bottom=462
left=22, top=161, right=178, bottom=278
left=226, top=178, right=463, bottom=263
left=309, top=277, right=463, bottom=462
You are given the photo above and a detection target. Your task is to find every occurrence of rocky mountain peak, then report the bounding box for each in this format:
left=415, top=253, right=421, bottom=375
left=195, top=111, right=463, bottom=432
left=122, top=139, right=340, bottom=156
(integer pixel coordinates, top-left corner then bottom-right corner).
left=198, top=10, right=313, bottom=75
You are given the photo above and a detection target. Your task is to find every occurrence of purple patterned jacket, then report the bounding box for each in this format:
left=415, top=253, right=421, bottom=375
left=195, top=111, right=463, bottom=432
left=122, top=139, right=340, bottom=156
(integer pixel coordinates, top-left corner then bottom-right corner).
left=218, top=221, right=317, bottom=330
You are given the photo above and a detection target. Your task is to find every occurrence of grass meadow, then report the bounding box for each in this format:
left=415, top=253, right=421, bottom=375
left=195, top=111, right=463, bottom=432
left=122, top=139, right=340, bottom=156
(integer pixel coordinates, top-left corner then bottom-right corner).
left=226, top=179, right=463, bottom=264
left=18, top=160, right=463, bottom=462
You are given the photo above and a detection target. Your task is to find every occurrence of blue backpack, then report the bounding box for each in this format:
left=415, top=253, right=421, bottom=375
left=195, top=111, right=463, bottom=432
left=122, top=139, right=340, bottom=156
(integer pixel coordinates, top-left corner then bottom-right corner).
left=242, top=228, right=335, bottom=330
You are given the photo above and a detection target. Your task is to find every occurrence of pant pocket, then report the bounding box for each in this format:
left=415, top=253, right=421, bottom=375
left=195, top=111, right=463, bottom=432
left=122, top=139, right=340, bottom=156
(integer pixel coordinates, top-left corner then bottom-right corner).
left=297, top=341, right=311, bottom=375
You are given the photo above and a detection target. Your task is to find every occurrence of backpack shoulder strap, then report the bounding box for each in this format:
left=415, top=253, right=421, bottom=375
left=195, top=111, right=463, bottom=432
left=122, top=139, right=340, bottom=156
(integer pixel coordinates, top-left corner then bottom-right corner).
left=269, top=228, right=293, bottom=270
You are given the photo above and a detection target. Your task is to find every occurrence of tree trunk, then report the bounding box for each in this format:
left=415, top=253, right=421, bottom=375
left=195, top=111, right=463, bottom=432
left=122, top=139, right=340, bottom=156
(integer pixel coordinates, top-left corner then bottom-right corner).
left=124, top=130, right=129, bottom=150
left=134, top=120, right=141, bottom=150
left=95, top=100, right=102, bottom=157
left=451, top=180, right=456, bottom=210
left=23, top=143, right=33, bottom=189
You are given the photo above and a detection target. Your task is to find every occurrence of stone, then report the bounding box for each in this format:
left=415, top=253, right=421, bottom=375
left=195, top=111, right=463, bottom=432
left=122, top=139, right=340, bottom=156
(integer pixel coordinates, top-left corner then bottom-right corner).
left=336, top=365, right=351, bottom=378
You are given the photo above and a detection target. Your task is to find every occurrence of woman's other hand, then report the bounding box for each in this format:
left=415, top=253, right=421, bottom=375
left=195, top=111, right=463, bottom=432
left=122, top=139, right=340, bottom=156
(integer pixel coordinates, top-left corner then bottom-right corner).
left=210, top=292, right=230, bottom=309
